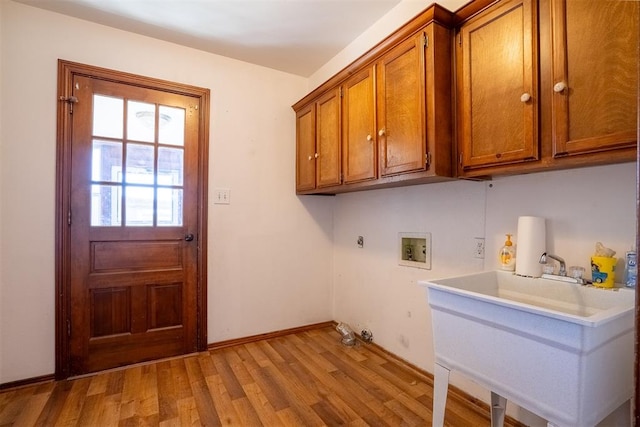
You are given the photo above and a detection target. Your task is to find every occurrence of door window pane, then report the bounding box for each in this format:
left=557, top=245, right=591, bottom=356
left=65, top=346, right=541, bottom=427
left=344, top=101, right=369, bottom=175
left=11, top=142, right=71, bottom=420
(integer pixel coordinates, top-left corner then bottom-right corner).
left=93, top=95, right=123, bottom=139
left=91, top=96, right=186, bottom=228
left=125, top=186, right=154, bottom=226
left=92, top=140, right=122, bottom=182
left=91, top=185, right=122, bottom=226
left=127, top=101, right=156, bottom=142
left=158, top=188, right=183, bottom=226
left=159, top=105, right=185, bottom=147
left=126, top=144, right=155, bottom=184
left=158, top=147, right=184, bottom=186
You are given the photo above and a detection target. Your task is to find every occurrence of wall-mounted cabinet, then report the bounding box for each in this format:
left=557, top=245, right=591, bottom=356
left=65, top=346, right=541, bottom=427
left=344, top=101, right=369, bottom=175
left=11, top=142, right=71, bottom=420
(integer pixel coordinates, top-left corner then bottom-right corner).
left=315, top=88, right=342, bottom=188
left=456, top=0, right=538, bottom=172
left=295, top=103, right=316, bottom=191
left=296, top=0, right=637, bottom=192
left=342, top=66, right=377, bottom=184
left=293, top=5, right=455, bottom=195
left=456, top=0, right=638, bottom=178
left=549, top=0, right=638, bottom=158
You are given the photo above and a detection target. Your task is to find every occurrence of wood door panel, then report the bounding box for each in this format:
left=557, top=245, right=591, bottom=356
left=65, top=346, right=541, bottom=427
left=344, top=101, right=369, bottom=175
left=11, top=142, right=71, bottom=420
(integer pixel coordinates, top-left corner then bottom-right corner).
left=459, top=0, right=538, bottom=170
left=342, top=67, right=376, bottom=183
left=88, top=270, right=183, bottom=289
left=551, top=0, right=638, bottom=156
left=378, top=32, right=426, bottom=176
left=57, top=61, right=208, bottom=378
left=89, top=283, right=184, bottom=338
left=147, top=283, right=183, bottom=329
left=296, top=104, right=316, bottom=191
left=91, top=241, right=182, bottom=272
left=86, top=328, right=185, bottom=372
left=316, top=89, right=341, bottom=188
left=90, top=287, right=131, bottom=337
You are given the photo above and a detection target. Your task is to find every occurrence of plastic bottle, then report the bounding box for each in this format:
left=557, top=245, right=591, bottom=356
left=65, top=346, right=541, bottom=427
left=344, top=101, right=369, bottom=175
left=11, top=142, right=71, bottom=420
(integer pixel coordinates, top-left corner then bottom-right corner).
left=499, top=234, right=516, bottom=271
left=625, top=248, right=637, bottom=288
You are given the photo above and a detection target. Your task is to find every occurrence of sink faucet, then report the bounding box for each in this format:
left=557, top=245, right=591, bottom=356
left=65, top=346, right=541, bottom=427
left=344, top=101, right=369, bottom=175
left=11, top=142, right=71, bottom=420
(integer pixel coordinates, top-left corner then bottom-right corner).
left=539, top=252, right=566, bottom=276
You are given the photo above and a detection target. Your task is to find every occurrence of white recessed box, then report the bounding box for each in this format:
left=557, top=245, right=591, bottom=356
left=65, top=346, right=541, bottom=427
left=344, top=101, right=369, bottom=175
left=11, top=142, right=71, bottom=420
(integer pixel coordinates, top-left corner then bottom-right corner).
left=398, top=232, right=431, bottom=269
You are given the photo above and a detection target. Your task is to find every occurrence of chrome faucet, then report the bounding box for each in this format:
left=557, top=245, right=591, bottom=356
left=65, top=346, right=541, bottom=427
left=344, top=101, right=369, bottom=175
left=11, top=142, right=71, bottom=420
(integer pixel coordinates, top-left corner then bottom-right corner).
left=539, top=252, right=566, bottom=276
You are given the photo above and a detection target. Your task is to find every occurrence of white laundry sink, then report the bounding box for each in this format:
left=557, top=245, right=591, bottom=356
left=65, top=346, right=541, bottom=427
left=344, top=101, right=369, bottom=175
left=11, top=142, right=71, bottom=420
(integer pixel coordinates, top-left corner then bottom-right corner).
left=419, top=270, right=635, bottom=427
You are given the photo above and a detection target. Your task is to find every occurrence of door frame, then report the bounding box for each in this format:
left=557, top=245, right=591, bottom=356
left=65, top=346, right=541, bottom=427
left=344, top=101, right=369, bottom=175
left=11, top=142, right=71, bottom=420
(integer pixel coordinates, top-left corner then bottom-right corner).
left=55, top=59, right=209, bottom=379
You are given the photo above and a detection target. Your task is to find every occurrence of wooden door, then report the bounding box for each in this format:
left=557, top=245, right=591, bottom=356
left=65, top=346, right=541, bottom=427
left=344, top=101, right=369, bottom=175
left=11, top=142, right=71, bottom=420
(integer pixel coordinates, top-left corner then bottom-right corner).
left=377, top=31, right=426, bottom=177
left=458, top=0, right=538, bottom=171
left=551, top=0, right=638, bottom=157
left=342, top=67, right=377, bottom=183
left=315, top=88, right=342, bottom=188
left=56, top=61, right=209, bottom=377
left=296, top=103, right=316, bottom=191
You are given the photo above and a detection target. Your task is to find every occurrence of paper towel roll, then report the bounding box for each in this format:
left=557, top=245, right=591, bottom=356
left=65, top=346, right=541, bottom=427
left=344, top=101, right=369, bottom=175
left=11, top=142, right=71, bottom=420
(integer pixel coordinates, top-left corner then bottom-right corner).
left=515, top=216, right=546, bottom=277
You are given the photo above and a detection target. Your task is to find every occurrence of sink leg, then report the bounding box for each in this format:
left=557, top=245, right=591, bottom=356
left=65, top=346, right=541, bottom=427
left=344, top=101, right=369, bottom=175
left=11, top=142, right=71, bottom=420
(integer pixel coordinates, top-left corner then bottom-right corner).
left=490, top=391, right=507, bottom=427
left=433, top=363, right=450, bottom=427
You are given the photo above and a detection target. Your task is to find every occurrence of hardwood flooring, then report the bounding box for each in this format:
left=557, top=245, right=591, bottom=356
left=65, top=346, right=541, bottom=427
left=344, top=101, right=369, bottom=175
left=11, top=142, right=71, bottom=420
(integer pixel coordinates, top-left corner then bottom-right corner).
left=0, top=326, right=524, bottom=426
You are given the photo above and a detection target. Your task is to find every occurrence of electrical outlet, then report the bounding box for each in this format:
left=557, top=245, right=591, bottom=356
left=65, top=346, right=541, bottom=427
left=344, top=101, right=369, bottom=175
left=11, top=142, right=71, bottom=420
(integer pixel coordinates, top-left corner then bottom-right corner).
left=474, top=237, right=485, bottom=259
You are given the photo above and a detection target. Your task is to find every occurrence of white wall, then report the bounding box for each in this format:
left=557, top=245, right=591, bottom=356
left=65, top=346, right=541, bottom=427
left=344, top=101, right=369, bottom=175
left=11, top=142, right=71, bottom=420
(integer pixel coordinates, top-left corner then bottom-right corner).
left=308, top=0, right=468, bottom=90
left=1, top=0, right=637, bottom=425
left=0, top=1, right=334, bottom=383
left=319, top=0, right=637, bottom=425
left=332, top=163, right=636, bottom=426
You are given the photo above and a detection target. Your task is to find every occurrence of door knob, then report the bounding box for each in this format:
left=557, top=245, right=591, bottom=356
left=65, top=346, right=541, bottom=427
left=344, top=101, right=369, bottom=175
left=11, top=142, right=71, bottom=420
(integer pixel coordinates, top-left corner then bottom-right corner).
left=185, top=234, right=194, bottom=241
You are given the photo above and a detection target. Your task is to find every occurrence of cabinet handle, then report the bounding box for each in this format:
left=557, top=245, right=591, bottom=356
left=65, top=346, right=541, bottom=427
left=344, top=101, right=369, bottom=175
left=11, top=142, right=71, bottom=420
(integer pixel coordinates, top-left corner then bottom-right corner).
left=553, top=82, right=567, bottom=93
left=520, top=93, right=531, bottom=103
left=366, top=134, right=373, bottom=142
left=378, top=128, right=386, bottom=137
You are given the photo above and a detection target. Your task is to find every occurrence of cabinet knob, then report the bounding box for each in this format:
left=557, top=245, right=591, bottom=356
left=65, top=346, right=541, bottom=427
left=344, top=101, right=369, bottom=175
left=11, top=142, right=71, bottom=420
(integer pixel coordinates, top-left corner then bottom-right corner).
left=520, top=93, right=532, bottom=103
left=553, top=82, right=568, bottom=93
left=308, top=155, right=313, bottom=161
left=366, top=134, right=373, bottom=142
left=314, top=153, right=319, bottom=158
left=378, top=128, right=386, bottom=137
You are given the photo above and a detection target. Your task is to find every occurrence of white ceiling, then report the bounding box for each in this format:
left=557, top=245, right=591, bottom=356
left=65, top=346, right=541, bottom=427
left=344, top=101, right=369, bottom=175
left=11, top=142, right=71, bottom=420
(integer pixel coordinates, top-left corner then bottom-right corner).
left=14, top=0, right=404, bottom=77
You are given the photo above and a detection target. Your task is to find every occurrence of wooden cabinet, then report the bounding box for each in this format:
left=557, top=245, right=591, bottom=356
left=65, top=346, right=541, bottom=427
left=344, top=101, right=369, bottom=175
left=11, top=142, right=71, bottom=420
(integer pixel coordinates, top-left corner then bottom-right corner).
left=295, top=103, right=315, bottom=191
left=377, top=23, right=453, bottom=179
left=295, top=88, right=341, bottom=192
left=549, top=0, right=638, bottom=158
left=456, top=0, right=638, bottom=178
left=315, top=88, right=342, bottom=188
left=342, top=66, right=377, bottom=184
left=377, top=32, right=427, bottom=176
left=292, top=5, right=455, bottom=195
left=457, top=0, right=538, bottom=173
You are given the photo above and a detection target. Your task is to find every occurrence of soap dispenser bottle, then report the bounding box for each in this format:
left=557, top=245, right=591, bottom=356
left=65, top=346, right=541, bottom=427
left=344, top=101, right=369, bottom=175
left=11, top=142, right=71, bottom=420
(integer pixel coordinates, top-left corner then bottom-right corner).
left=499, top=234, right=516, bottom=271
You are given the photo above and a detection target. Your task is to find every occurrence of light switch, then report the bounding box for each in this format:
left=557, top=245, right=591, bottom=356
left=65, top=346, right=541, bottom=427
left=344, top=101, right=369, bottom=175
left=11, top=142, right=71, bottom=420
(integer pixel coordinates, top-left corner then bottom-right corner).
left=214, top=188, right=230, bottom=204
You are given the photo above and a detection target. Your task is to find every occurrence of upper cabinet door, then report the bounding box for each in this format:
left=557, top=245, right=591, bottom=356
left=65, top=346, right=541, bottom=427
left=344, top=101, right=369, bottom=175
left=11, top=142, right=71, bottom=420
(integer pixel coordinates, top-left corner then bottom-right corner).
left=295, top=103, right=316, bottom=192
left=458, top=0, right=538, bottom=171
left=551, top=0, right=638, bottom=157
left=377, top=31, right=426, bottom=177
left=315, top=88, right=342, bottom=188
left=342, top=66, right=377, bottom=184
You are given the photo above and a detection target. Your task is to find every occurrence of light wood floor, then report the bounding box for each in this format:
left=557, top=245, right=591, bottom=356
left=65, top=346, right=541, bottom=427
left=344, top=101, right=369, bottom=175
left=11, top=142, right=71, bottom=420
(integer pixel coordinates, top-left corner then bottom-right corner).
left=0, top=326, right=524, bottom=426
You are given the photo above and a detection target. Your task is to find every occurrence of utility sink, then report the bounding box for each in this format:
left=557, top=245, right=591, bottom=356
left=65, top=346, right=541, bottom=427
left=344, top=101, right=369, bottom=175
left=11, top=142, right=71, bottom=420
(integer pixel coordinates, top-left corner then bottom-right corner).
left=419, top=270, right=635, bottom=427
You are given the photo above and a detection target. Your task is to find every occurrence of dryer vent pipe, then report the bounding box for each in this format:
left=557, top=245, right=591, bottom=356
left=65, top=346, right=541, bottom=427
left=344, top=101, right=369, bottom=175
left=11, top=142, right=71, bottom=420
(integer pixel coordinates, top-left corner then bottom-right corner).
left=335, top=322, right=356, bottom=346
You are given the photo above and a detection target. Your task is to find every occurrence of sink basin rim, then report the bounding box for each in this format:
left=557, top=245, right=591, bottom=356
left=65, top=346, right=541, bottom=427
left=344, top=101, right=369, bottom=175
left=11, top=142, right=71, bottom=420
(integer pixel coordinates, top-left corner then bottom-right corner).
left=419, top=270, right=634, bottom=327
